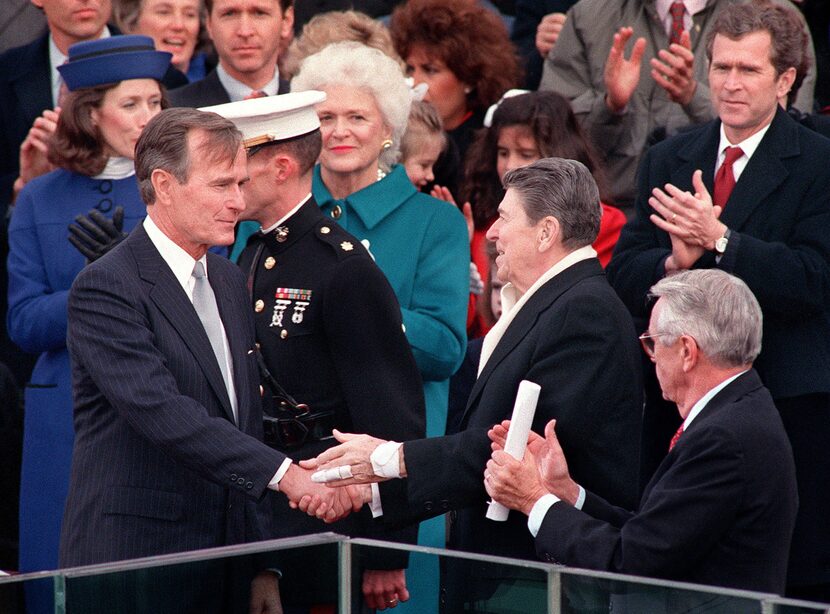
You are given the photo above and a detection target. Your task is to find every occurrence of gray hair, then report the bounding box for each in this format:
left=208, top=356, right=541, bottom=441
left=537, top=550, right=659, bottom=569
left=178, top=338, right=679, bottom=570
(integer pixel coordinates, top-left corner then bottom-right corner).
left=291, top=41, right=411, bottom=171
left=501, top=157, right=600, bottom=250
left=650, top=269, right=763, bottom=367
left=135, top=107, right=242, bottom=204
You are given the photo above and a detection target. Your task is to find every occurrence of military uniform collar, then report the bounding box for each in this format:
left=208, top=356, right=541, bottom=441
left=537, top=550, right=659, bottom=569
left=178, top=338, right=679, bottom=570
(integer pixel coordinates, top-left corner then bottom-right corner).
left=260, top=197, right=320, bottom=253
left=312, top=164, right=417, bottom=230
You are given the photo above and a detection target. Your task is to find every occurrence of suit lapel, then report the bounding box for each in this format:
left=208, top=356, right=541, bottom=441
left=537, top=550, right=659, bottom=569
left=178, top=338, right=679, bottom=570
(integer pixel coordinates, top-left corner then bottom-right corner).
left=129, top=226, right=236, bottom=422
left=8, top=35, right=52, bottom=125
left=461, top=259, right=604, bottom=425
left=719, top=108, right=796, bottom=231
left=642, top=370, right=764, bottom=501
left=674, top=120, right=720, bottom=194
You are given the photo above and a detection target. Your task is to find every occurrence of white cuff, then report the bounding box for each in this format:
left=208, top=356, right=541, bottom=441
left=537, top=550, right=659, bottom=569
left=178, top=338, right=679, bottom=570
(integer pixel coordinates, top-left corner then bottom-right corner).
left=370, top=441, right=402, bottom=479
left=574, top=485, right=586, bottom=510
left=528, top=493, right=560, bottom=537
left=369, top=483, right=383, bottom=518
left=267, top=458, right=293, bottom=491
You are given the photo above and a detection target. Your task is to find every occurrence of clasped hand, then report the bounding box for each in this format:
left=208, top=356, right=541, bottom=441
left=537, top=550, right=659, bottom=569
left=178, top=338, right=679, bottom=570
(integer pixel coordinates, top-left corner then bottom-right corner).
left=279, top=462, right=368, bottom=523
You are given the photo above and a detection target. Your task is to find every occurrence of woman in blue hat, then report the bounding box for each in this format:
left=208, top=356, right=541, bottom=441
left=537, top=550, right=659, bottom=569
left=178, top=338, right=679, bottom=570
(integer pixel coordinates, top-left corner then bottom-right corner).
left=7, top=34, right=171, bottom=576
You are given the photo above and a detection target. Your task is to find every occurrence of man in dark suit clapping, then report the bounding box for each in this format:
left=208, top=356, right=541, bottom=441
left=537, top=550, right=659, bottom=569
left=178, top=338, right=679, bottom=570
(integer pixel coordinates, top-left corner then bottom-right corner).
left=607, top=2, right=830, bottom=601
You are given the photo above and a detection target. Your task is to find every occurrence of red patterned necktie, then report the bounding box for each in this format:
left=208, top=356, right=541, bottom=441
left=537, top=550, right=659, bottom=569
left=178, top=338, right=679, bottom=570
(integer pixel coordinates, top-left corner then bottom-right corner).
left=244, top=90, right=267, bottom=99
left=713, top=146, right=744, bottom=209
left=668, top=423, right=684, bottom=451
left=669, top=1, right=686, bottom=45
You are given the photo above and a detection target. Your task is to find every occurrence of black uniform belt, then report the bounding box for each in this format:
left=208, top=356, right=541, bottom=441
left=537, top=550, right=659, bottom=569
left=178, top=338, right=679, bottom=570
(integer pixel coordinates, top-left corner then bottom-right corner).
left=263, top=408, right=335, bottom=449
left=250, top=346, right=335, bottom=449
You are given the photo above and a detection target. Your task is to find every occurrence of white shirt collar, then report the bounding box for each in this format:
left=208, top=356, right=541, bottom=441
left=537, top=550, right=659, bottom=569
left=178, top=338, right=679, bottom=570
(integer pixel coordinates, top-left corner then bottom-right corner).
left=143, top=215, right=205, bottom=299
left=715, top=121, right=771, bottom=183
left=50, top=27, right=111, bottom=107
left=216, top=63, right=281, bottom=102
left=683, top=370, right=748, bottom=429
left=93, top=157, right=136, bottom=180
left=261, top=193, right=312, bottom=233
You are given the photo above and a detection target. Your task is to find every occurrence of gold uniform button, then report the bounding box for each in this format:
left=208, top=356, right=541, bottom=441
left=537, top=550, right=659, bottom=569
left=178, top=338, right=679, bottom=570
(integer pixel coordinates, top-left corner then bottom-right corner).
left=331, top=205, right=342, bottom=219
left=320, top=226, right=331, bottom=234
left=280, top=329, right=288, bottom=339
left=254, top=299, right=265, bottom=313
left=264, top=256, right=276, bottom=269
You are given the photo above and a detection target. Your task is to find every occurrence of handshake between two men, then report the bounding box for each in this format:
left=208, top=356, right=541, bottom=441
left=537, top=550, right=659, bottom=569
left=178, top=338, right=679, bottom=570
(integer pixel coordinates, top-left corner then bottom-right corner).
left=290, top=422, right=564, bottom=523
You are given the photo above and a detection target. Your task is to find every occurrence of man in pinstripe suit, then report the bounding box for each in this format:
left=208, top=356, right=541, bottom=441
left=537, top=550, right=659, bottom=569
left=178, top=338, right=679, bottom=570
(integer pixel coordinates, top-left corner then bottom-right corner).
left=59, top=108, right=356, bottom=573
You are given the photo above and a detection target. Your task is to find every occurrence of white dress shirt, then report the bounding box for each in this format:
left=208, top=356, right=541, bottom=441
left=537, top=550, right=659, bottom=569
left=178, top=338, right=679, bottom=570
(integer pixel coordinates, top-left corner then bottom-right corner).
left=715, top=122, right=771, bottom=183
left=216, top=63, right=282, bottom=101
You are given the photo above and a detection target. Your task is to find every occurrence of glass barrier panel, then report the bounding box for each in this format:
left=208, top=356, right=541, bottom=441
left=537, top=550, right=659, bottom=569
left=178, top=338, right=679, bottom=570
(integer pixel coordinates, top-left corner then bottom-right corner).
left=349, top=538, right=553, bottom=614
left=765, top=597, right=830, bottom=613
left=558, top=568, right=764, bottom=614
left=60, top=533, right=345, bottom=614
left=0, top=570, right=63, bottom=614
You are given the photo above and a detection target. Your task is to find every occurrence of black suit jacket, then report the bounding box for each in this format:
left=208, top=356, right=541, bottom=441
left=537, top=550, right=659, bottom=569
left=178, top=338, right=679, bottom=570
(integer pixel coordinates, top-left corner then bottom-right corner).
left=0, top=32, right=51, bottom=206
left=608, top=107, right=830, bottom=401
left=59, top=223, right=286, bottom=566
left=168, top=68, right=290, bottom=107
left=380, top=258, right=643, bottom=561
left=536, top=370, right=797, bottom=595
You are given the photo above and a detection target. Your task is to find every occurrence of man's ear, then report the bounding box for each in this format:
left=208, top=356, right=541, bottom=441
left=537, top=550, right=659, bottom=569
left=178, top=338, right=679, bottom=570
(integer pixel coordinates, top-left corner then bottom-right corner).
left=537, top=216, right=560, bottom=252
left=280, top=5, right=294, bottom=39
left=776, top=66, right=797, bottom=102
left=151, top=168, right=175, bottom=205
left=680, top=335, right=699, bottom=373
left=271, top=154, right=296, bottom=183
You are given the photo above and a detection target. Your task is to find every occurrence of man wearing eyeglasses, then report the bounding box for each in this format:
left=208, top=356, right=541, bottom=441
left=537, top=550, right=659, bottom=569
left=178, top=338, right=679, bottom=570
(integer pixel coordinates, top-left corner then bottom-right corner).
left=486, top=269, right=798, bottom=598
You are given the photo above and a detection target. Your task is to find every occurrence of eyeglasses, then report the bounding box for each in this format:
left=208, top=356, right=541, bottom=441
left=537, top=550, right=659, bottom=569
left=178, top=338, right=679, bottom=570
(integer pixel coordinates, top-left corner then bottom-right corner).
left=639, top=331, right=672, bottom=358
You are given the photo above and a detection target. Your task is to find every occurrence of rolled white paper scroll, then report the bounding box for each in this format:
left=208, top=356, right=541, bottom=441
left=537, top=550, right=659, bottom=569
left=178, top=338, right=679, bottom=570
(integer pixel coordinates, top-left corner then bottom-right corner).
left=486, top=379, right=541, bottom=521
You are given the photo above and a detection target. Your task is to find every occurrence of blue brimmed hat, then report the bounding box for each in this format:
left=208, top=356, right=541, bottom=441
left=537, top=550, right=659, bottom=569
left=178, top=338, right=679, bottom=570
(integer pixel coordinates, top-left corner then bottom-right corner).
left=58, top=35, right=172, bottom=91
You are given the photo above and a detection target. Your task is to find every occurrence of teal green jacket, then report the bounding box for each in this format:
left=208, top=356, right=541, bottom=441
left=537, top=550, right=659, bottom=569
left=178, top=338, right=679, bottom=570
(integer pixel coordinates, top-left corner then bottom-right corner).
left=313, top=164, right=469, bottom=436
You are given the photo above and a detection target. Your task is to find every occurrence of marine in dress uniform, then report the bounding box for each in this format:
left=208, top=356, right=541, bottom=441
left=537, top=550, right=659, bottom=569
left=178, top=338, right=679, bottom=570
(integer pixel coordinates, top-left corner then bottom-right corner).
left=205, top=92, right=425, bottom=610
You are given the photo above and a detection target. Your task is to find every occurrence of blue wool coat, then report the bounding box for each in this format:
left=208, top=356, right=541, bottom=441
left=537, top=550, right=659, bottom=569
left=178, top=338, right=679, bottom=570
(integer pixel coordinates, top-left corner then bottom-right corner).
left=7, top=168, right=146, bottom=572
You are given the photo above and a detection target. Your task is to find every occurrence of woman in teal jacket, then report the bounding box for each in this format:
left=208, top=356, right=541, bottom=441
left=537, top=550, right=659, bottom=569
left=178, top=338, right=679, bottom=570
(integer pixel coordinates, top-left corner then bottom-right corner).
left=294, top=42, right=469, bottom=610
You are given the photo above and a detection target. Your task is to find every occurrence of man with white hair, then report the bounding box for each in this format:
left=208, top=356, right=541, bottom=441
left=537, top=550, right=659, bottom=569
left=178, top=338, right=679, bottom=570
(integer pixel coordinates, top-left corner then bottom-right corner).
left=486, top=269, right=798, bottom=597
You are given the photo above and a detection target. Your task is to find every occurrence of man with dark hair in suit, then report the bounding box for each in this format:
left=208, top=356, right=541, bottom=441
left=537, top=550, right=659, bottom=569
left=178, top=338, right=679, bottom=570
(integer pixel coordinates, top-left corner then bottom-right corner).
left=607, top=1, right=830, bottom=601
left=303, top=157, right=643, bottom=610
left=169, top=0, right=292, bottom=107
left=59, top=108, right=356, bottom=576
left=486, top=269, right=797, bottom=599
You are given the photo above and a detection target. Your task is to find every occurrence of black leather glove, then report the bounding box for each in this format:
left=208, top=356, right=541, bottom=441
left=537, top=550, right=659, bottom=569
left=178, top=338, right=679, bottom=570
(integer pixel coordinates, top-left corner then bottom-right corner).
left=68, top=206, right=126, bottom=263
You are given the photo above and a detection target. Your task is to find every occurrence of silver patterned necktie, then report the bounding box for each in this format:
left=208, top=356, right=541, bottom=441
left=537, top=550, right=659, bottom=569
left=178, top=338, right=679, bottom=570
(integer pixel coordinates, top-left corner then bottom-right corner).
left=191, top=261, right=235, bottom=421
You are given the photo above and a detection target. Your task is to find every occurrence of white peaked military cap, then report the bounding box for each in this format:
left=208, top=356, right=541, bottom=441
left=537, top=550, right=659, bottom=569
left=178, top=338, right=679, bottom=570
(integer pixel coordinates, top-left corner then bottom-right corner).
left=200, top=90, right=327, bottom=148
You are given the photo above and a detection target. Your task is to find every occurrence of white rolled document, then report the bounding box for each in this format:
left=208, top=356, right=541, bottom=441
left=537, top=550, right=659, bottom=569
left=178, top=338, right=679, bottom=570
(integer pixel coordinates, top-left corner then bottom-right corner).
left=486, top=379, right=541, bottom=521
